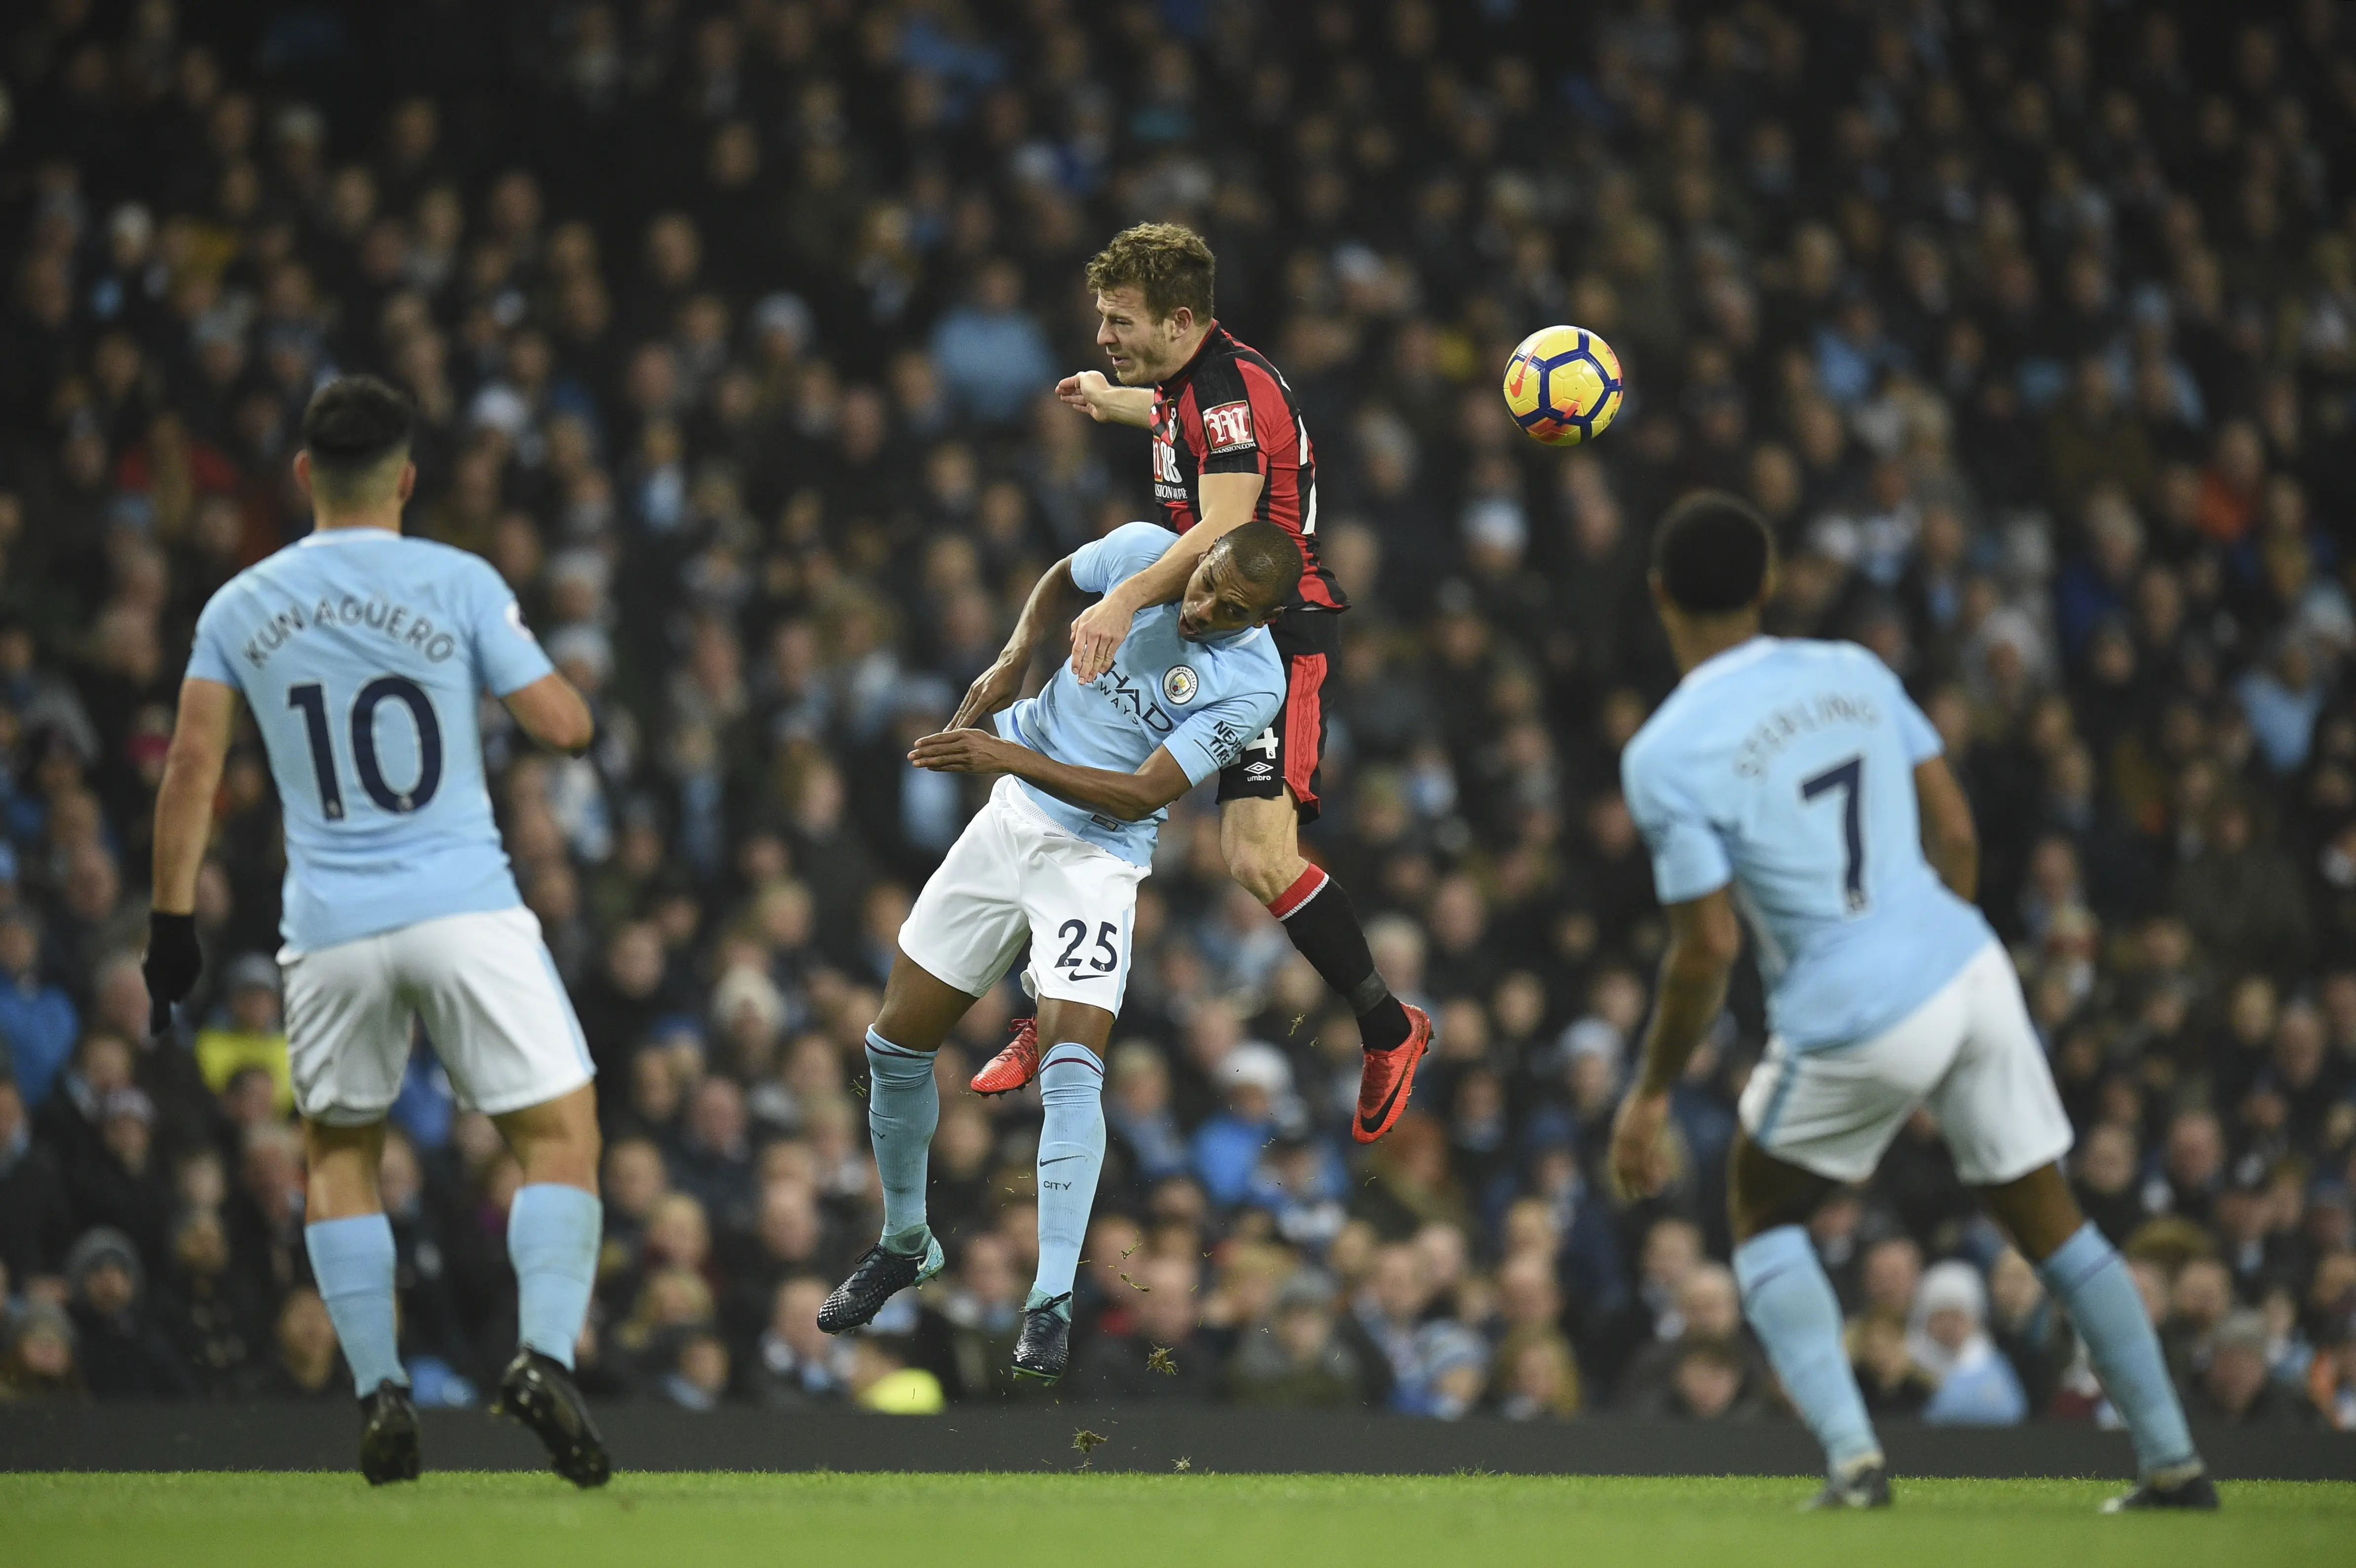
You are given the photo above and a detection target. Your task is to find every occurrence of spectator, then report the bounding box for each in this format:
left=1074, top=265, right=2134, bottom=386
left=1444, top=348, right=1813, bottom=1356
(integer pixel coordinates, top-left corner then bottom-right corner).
left=1226, top=1270, right=1370, bottom=1410
left=1071, top=1255, right=1216, bottom=1403
left=0, top=1076, right=75, bottom=1285
left=747, top=1276, right=847, bottom=1407
left=1850, top=1310, right=1938, bottom=1417
left=0, top=1, right=2349, bottom=1439
left=191, top=954, right=291, bottom=1114
left=0, top=912, right=76, bottom=1111
left=154, top=1205, right=264, bottom=1397
left=2182, top=1309, right=2315, bottom=1427
left=62, top=1226, right=188, bottom=1398
left=0, top=1300, right=83, bottom=1399
left=1104, top=1043, right=1189, bottom=1188
left=258, top=1287, right=343, bottom=1399
left=1616, top=1263, right=1764, bottom=1410
left=1491, top=1329, right=1583, bottom=1420
left=1911, top=1262, right=2028, bottom=1426
left=928, top=261, right=1053, bottom=426
left=1191, top=1045, right=1287, bottom=1209
left=1643, top=1339, right=1765, bottom=1421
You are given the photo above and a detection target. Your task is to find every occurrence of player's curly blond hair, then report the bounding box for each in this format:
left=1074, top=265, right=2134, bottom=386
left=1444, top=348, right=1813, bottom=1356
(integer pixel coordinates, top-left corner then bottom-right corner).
left=1084, top=223, right=1216, bottom=325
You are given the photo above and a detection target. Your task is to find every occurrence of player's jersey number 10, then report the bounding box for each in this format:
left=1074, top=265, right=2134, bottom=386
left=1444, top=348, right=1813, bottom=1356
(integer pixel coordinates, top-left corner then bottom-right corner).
left=288, top=673, right=444, bottom=820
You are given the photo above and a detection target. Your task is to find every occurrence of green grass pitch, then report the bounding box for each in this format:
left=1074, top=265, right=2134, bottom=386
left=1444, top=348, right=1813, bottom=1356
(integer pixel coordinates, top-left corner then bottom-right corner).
left=3, top=1472, right=2351, bottom=1568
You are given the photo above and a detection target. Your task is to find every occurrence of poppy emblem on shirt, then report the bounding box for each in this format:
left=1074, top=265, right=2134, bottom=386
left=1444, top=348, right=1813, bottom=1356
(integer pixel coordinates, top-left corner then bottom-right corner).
left=1162, top=665, right=1199, bottom=704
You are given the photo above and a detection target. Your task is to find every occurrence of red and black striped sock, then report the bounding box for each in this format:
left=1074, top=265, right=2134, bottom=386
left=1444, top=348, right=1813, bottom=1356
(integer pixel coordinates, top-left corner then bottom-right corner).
left=1265, top=866, right=1412, bottom=1052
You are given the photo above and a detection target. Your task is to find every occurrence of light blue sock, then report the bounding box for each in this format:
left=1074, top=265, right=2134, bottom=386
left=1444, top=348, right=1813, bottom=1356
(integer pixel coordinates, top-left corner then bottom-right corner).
left=305, top=1213, right=406, bottom=1395
left=508, top=1182, right=602, bottom=1370
left=1030, top=1043, right=1105, bottom=1312
left=866, top=1028, right=939, bottom=1252
left=1734, top=1225, right=1881, bottom=1473
left=2036, top=1222, right=2199, bottom=1476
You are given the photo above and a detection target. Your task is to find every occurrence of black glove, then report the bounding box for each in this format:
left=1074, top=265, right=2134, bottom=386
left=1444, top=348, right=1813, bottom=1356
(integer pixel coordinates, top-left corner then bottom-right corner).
left=143, top=911, right=202, bottom=1038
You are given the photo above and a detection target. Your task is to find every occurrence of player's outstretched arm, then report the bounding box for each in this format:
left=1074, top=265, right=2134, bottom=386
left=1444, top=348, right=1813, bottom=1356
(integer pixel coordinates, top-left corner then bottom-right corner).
left=908, top=729, right=1189, bottom=822
left=1608, top=887, right=1742, bottom=1199
left=1067, top=472, right=1264, bottom=682
left=503, top=672, right=596, bottom=756
left=1055, top=371, right=1155, bottom=427
left=147, top=677, right=237, bottom=1034
left=1913, top=755, right=1979, bottom=902
left=949, top=559, right=1082, bottom=732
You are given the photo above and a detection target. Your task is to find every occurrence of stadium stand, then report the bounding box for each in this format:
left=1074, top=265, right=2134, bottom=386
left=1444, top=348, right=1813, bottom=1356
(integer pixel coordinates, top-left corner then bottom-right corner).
left=0, top=0, right=2350, bottom=1441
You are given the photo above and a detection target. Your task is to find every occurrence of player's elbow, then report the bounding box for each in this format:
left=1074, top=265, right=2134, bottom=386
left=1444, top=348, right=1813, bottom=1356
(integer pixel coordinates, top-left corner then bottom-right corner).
left=509, top=677, right=595, bottom=754
left=526, top=704, right=594, bottom=755
left=1931, top=811, right=1978, bottom=862
left=544, top=703, right=596, bottom=754
left=158, top=737, right=224, bottom=808
left=1675, top=901, right=1744, bottom=972
left=1108, top=784, right=1165, bottom=822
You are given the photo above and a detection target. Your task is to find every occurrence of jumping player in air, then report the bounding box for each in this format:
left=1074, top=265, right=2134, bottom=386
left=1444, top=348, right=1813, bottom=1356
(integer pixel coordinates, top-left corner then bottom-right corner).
left=813, top=518, right=1296, bottom=1381
left=1607, top=492, right=2211, bottom=1512
left=144, top=377, right=611, bottom=1487
left=1027, top=222, right=1432, bottom=1144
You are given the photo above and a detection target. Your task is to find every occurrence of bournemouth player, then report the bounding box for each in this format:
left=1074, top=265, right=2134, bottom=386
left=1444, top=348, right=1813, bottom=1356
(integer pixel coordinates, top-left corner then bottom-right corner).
left=1607, top=494, right=2211, bottom=1512
left=144, top=378, right=611, bottom=1486
left=815, top=520, right=1295, bottom=1380
left=1031, top=222, right=1431, bottom=1143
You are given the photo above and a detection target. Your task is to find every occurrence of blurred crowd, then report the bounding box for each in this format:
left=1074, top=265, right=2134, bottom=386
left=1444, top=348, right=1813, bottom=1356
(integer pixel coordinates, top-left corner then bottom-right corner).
left=1, top=0, right=2354, bottom=1435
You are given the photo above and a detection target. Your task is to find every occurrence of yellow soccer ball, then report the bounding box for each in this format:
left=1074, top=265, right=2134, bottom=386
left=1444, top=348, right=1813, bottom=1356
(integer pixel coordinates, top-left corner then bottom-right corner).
left=1501, top=325, right=1624, bottom=446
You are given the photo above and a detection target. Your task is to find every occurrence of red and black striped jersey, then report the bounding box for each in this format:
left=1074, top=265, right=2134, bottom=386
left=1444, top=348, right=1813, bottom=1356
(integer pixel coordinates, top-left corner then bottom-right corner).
left=1149, top=322, right=1346, bottom=613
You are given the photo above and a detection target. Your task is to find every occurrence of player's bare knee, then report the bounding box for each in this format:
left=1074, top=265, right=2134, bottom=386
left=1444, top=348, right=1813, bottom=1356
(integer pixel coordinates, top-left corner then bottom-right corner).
left=1729, top=1134, right=1829, bottom=1241
left=303, top=1120, right=386, bottom=1216
left=1974, top=1162, right=2082, bottom=1262
left=872, top=948, right=966, bottom=1051
left=1034, top=999, right=1115, bottom=1055
left=1220, top=826, right=1301, bottom=903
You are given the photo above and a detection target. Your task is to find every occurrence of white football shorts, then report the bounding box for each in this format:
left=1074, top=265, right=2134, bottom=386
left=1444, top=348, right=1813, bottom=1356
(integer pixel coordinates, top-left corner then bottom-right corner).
left=282, top=906, right=594, bottom=1125
left=898, top=775, right=1147, bottom=1013
left=1739, top=939, right=2073, bottom=1186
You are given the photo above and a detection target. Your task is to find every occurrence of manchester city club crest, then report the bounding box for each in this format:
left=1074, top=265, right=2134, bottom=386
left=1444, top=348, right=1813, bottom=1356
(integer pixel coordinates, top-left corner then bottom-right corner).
left=1162, top=664, right=1199, bottom=704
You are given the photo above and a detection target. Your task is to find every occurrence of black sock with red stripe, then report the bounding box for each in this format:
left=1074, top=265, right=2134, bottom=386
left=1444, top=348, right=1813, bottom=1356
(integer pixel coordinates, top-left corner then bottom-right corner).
left=1265, top=866, right=1412, bottom=1052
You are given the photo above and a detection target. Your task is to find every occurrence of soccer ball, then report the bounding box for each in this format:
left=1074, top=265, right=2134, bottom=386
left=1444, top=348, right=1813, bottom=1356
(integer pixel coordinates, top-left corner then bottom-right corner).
left=1501, top=325, right=1624, bottom=446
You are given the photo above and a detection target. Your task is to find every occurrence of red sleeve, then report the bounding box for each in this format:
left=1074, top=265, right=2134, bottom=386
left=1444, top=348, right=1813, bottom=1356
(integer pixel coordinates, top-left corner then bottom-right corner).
left=1238, top=360, right=1299, bottom=470
left=1187, top=355, right=1264, bottom=477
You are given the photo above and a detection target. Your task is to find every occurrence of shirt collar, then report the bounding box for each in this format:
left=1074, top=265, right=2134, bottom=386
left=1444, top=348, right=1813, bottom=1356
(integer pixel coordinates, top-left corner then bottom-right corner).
left=298, top=526, right=400, bottom=546
left=1156, top=320, right=1224, bottom=391
left=1679, top=635, right=1778, bottom=690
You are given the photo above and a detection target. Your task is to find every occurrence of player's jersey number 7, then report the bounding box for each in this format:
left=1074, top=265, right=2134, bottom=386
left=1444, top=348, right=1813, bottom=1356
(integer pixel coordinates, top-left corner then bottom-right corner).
left=1800, top=754, right=1867, bottom=914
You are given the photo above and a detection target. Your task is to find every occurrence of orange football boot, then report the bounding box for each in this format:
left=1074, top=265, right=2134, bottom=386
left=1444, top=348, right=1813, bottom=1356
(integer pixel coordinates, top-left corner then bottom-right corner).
left=1352, top=1003, right=1433, bottom=1144
left=970, top=1015, right=1042, bottom=1095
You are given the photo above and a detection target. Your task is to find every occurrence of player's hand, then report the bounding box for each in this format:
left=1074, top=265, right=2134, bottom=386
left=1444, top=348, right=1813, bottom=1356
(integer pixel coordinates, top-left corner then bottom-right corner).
left=909, top=727, right=1013, bottom=775
left=142, top=911, right=203, bottom=1039
left=1607, top=1088, right=1674, bottom=1201
left=1056, top=371, right=1115, bottom=420
left=949, top=653, right=1027, bottom=733
left=1068, top=592, right=1137, bottom=684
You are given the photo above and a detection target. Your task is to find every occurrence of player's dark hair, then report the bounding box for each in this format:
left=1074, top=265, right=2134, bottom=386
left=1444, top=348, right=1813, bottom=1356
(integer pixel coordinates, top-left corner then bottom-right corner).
left=300, top=375, right=414, bottom=490
left=1652, top=490, right=1773, bottom=614
left=1085, top=223, right=1216, bottom=324
left=1216, top=520, right=1304, bottom=610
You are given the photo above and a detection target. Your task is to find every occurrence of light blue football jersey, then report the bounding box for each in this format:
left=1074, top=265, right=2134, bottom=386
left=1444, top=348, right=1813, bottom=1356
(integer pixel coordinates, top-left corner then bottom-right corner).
left=1620, top=637, right=1995, bottom=1052
left=993, top=523, right=1285, bottom=865
left=186, top=527, right=555, bottom=952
